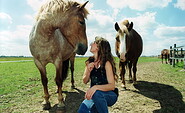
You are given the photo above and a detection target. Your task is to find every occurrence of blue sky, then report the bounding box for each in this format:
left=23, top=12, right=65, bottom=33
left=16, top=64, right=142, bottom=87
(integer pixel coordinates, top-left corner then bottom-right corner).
left=0, top=0, right=185, bottom=56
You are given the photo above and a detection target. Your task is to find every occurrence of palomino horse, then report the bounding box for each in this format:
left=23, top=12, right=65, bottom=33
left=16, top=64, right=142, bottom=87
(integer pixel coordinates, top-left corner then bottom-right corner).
left=161, top=49, right=170, bottom=64
left=29, top=0, right=89, bottom=110
left=114, top=20, right=143, bottom=89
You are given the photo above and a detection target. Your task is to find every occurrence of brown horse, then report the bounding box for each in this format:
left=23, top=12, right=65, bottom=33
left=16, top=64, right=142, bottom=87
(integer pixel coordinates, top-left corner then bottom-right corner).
left=114, top=20, right=143, bottom=89
left=161, top=49, right=170, bottom=64
left=29, top=0, right=89, bottom=110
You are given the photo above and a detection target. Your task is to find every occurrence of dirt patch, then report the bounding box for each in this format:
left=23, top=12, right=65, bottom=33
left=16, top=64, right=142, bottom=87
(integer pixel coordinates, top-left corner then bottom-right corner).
left=108, top=61, right=185, bottom=113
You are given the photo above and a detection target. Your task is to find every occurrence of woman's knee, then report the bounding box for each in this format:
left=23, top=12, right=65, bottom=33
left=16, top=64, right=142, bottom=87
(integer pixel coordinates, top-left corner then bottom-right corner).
left=78, top=103, right=88, bottom=113
left=92, top=90, right=104, bottom=99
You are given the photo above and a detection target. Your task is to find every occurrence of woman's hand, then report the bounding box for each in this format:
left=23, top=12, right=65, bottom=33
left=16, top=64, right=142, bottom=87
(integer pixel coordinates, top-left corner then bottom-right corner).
left=83, top=62, right=94, bottom=84
left=85, top=86, right=97, bottom=100
left=87, top=62, right=94, bottom=72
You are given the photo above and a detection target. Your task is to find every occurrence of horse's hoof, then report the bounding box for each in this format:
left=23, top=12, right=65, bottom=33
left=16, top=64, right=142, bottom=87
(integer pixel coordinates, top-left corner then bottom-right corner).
left=71, top=85, right=75, bottom=89
left=42, top=102, right=51, bottom=110
left=56, top=106, right=65, bottom=113
left=128, top=80, right=133, bottom=83
left=121, top=84, right=127, bottom=90
left=133, top=81, right=137, bottom=84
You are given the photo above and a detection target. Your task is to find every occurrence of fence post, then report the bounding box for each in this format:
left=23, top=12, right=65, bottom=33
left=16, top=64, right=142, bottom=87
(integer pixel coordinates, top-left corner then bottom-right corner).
left=170, top=46, right=172, bottom=65
left=173, top=44, right=176, bottom=67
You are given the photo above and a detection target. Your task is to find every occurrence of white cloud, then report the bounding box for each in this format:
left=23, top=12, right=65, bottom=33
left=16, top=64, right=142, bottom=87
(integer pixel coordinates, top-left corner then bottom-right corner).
left=0, top=25, right=32, bottom=56
left=174, top=0, right=185, bottom=10
left=27, top=0, right=46, bottom=11
left=24, top=14, right=34, bottom=22
left=88, top=9, right=114, bottom=26
left=0, top=12, right=13, bottom=29
left=117, top=12, right=158, bottom=40
left=154, top=26, right=185, bottom=39
left=107, top=0, right=172, bottom=11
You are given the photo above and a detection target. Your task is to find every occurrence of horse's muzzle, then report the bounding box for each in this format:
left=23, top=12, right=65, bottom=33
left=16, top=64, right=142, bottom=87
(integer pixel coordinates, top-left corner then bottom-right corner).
left=120, top=52, right=126, bottom=62
left=76, top=43, right=88, bottom=55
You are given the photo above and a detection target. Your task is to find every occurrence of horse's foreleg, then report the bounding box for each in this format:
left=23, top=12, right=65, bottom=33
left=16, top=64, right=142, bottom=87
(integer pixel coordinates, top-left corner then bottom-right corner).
left=120, top=62, right=126, bottom=89
left=70, top=60, right=75, bottom=89
left=161, top=55, right=164, bottom=63
left=55, top=62, right=65, bottom=109
left=128, top=62, right=133, bottom=83
left=132, top=60, right=138, bottom=84
left=34, top=60, right=51, bottom=110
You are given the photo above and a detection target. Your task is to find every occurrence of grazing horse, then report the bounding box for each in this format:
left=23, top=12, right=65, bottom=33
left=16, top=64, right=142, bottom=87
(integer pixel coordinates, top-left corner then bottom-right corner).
left=29, top=0, right=89, bottom=110
left=161, top=49, right=170, bottom=64
left=114, top=20, right=143, bottom=89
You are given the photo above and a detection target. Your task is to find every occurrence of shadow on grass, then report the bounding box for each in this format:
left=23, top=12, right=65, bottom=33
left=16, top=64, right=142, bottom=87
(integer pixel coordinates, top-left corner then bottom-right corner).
left=133, top=81, right=185, bottom=113
left=48, top=88, right=85, bottom=113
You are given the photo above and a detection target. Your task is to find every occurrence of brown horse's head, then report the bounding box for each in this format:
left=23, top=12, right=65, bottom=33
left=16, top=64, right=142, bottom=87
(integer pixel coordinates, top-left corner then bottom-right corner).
left=36, top=0, right=89, bottom=55
left=114, top=20, right=133, bottom=62
left=59, top=1, right=89, bottom=55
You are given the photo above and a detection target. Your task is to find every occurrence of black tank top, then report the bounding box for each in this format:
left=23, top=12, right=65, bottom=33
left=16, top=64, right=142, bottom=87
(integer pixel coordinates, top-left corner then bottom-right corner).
left=90, top=67, right=108, bottom=87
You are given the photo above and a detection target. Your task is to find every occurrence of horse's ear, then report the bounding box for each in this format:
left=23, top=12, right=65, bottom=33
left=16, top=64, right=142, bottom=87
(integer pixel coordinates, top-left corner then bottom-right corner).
left=128, top=22, right=133, bottom=31
left=115, top=22, right=120, bottom=31
left=80, top=1, right=89, bottom=9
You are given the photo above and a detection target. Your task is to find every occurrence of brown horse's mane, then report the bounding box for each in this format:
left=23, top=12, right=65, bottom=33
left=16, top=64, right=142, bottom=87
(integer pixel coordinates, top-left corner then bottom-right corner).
left=36, top=0, right=89, bottom=21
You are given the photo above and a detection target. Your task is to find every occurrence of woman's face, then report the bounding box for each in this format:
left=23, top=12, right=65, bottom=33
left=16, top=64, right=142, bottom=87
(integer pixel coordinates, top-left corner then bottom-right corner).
left=90, top=41, right=99, bottom=53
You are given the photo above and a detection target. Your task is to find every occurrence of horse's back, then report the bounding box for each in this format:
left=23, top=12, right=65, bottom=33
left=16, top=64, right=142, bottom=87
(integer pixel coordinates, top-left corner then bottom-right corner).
left=128, top=29, right=143, bottom=59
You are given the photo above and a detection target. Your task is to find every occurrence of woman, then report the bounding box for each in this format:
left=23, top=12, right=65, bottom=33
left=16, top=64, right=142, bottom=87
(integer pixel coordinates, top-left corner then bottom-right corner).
left=78, top=36, right=118, bottom=113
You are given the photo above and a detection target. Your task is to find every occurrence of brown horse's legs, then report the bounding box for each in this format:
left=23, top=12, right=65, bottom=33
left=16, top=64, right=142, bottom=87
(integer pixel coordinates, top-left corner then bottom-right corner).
left=34, top=59, right=51, bottom=110
left=70, top=60, right=75, bottom=88
left=120, top=62, right=126, bottom=89
left=128, top=62, right=133, bottom=83
left=57, top=86, right=65, bottom=108
left=161, top=55, right=164, bottom=63
left=132, top=60, right=138, bottom=83
left=55, top=62, right=65, bottom=109
left=165, top=55, right=168, bottom=64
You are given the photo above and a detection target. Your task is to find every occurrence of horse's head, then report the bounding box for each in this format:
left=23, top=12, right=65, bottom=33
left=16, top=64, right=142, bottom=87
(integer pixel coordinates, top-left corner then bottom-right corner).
left=114, top=20, right=133, bottom=62
left=59, top=1, right=89, bottom=55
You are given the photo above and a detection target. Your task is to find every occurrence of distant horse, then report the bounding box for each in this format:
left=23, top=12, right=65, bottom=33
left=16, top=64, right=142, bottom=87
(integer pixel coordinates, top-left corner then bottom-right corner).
left=29, top=0, right=89, bottom=110
left=114, top=20, right=143, bottom=89
left=161, top=49, right=170, bottom=64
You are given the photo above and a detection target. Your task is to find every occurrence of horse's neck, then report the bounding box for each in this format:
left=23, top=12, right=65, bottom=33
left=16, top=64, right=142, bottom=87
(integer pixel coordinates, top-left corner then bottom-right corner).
left=54, top=29, right=75, bottom=51
left=33, top=20, right=53, bottom=40
left=35, top=17, right=63, bottom=35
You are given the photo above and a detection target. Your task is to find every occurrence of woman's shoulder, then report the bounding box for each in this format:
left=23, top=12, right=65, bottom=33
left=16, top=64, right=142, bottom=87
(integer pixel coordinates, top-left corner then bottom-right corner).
left=105, top=61, right=112, bottom=68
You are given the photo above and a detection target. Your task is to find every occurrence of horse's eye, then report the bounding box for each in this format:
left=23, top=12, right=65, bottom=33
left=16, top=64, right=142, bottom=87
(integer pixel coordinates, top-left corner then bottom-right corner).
left=79, top=21, right=85, bottom=25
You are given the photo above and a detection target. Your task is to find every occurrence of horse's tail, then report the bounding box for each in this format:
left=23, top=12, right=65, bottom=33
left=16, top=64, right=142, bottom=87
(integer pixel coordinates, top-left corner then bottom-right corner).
left=62, top=59, right=69, bottom=82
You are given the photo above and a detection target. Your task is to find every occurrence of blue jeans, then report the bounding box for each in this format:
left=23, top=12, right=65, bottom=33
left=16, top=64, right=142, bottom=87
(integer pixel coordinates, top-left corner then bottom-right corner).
left=78, top=90, right=118, bottom=113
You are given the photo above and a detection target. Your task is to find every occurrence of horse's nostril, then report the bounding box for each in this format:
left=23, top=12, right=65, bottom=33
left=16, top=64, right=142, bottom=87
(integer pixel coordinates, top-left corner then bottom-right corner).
left=76, top=43, right=87, bottom=55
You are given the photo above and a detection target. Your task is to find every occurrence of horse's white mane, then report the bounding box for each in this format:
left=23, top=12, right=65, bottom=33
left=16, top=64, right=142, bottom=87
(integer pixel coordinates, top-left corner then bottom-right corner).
left=35, top=0, right=88, bottom=21
left=119, top=20, right=130, bottom=35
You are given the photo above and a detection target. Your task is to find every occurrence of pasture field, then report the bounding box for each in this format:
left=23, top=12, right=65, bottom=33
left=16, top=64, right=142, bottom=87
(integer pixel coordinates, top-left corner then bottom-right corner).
left=0, top=57, right=185, bottom=113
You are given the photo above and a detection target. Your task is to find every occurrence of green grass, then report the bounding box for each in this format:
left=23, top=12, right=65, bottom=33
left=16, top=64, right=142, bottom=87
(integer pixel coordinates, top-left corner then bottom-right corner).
left=0, top=56, right=182, bottom=96
left=138, top=56, right=161, bottom=63
left=0, top=57, right=33, bottom=61
left=0, top=57, right=184, bottom=112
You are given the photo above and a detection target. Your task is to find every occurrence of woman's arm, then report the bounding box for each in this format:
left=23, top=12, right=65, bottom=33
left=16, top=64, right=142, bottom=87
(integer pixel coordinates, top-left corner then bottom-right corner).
left=83, top=62, right=94, bottom=84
